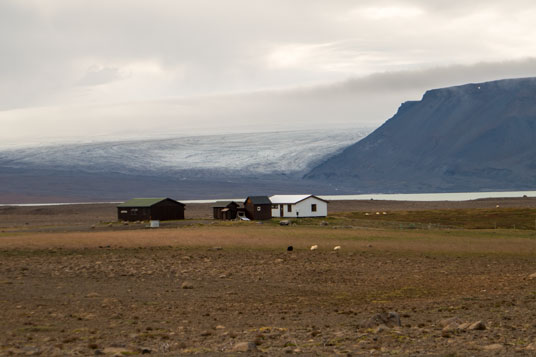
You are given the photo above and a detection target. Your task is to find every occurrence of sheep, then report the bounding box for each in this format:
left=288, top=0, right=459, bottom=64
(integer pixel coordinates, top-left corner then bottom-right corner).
left=310, top=245, right=318, bottom=251
left=333, top=246, right=341, bottom=251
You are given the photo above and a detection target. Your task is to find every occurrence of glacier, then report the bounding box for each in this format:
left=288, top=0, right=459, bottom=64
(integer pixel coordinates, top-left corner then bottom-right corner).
left=0, top=128, right=371, bottom=178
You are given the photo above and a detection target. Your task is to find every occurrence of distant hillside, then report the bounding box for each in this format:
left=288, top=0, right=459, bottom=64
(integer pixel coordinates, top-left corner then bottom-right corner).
left=305, top=78, right=536, bottom=193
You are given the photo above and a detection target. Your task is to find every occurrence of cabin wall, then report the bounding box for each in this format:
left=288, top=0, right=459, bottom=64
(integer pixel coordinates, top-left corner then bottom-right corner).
left=245, top=201, right=272, bottom=220
left=213, top=205, right=238, bottom=220
left=271, top=198, right=327, bottom=218
left=295, top=197, right=327, bottom=217
left=117, top=207, right=151, bottom=221
left=118, top=200, right=185, bottom=221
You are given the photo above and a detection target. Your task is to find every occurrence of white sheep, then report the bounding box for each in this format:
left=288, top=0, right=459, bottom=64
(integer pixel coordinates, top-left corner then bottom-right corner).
left=333, top=246, right=341, bottom=251
left=310, top=245, right=318, bottom=251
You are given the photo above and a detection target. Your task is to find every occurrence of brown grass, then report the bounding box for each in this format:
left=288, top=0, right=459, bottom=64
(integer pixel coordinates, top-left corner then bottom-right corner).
left=335, top=207, right=536, bottom=230
left=2, top=225, right=536, bottom=256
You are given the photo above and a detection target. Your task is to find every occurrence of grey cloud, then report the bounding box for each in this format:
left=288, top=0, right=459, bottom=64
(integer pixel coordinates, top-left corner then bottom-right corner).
left=1, top=59, right=536, bottom=149
left=1, top=1, right=536, bottom=138
left=325, top=58, right=536, bottom=94
left=77, top=66, right=126, bottom=86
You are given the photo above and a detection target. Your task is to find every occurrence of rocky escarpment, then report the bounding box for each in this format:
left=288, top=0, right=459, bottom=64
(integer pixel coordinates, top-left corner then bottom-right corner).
left=305, top=77, right=536, bottom=193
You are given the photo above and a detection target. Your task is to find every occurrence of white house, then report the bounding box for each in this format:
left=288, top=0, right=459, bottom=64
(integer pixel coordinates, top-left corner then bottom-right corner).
left=270, top=194, right=328, bottom=218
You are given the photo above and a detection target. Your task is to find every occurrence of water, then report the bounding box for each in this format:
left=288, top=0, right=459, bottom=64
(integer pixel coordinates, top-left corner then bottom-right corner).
left=1, top=191, right=534, bottom=206
left=319, top=191, right=536, bottom=202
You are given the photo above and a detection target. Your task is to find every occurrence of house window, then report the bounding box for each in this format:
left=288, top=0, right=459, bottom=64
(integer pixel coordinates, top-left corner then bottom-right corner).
left=311, top=204, right=317, bottom=212
left=257, top=206, right=261, bottom=212
left=287, top=204, right=292, bottom=212
left=272, top=205, right=278, bottom=209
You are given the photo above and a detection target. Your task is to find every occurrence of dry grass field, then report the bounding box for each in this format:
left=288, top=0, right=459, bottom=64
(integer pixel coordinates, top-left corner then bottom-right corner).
left=1, top=199, right=536, bottom=355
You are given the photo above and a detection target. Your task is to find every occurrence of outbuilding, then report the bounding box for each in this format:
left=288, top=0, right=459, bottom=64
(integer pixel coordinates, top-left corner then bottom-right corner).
left=244, top=196, right=272, bottom=220
left=213, top=201, right=240, bottom=220
left=117, top=198, right=185, bottom=221
left=270, top=194, right=328, bottom=218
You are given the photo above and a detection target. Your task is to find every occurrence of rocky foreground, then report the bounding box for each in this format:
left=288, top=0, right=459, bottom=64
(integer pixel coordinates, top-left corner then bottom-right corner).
left=1, top=246, right=536, bottom=355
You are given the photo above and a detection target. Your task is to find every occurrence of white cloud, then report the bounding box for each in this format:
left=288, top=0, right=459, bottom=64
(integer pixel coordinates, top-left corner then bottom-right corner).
left=77, top=66, right=126, bottom=86
left=1, top=0, right=536, bottom=144
left=1, top=59, right=535, bottom=149
left=356, top=6, right=424, bottom=19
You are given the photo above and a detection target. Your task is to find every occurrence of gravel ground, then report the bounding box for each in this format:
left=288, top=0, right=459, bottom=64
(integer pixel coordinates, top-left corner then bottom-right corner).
left=1, top=246, right=536, bottom=356
left=1, top=198, right=536, bottom=355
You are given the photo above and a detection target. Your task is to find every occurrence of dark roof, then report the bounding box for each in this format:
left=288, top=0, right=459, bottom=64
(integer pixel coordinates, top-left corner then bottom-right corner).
left=245, top=196, right=272, bottom=205
left=117, top=198, right=184, bottom=208
left=212, top=201, right=239, bottom=208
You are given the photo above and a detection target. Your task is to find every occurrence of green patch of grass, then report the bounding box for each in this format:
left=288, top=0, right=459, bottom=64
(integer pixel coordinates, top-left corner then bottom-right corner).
left=180, top=347, right=214, bottom=354
left=17, top=325, right=54, bottom=333
left=71, top=328, right=90, bottom=333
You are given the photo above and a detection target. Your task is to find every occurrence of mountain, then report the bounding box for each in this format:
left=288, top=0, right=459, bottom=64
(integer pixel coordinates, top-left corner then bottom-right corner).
left=0, top=128, right=370, bottom=203
left=305, top=78, right=536, bottom=193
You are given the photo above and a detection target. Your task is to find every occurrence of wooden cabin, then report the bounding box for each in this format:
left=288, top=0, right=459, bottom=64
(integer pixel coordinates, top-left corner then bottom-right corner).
left=117, top=198, right=185, bottom=221
left=213, top=201, right=240, bottom=220
left=244, top=196, right=272, bottom=220
left=270, top=194, right=328, bottom=218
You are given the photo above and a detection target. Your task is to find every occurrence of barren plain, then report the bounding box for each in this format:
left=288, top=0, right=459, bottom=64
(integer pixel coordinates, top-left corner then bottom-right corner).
left=1, top=199, right=536, bottom=356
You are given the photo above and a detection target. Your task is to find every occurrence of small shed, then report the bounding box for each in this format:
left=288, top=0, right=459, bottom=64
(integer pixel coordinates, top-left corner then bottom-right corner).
left=244, top=196, right=272, bottom=220
left=213, top=201, right=240, bottom=220
left=117, top=198, right=185, bottom=221
left=270, top=194, right=328, bottom=218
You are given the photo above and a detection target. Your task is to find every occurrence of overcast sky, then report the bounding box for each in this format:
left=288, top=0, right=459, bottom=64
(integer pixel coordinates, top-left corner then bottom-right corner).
left=2, top=0, right=536, bottom=147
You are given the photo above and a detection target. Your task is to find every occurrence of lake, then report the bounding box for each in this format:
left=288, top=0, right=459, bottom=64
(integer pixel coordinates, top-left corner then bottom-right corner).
left=319, top=190, right=536, bottom=202
left=1, top=191, right=535, bottom=206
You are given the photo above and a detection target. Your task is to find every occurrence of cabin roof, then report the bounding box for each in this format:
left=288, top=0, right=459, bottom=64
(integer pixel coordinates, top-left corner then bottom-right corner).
left=212, top=201, right=239, bottom=208
left=269, top=194, right=328, bottom=204
left=246, top=196, right=272, bottom=205
left=117, top=198, right=184, bottom=208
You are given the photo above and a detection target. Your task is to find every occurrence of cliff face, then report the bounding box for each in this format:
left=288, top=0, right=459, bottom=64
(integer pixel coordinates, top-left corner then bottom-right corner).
left=305, top=78, right=536, bottom=193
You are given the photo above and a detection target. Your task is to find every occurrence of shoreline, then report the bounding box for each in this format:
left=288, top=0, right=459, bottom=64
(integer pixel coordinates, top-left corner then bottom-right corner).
left=1, top=190, right=535, bottom=206
left=2, top=196, right=536, bottom=231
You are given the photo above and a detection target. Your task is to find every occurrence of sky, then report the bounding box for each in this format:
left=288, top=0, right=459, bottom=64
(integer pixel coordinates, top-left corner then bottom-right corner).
left=1, top=0, right=536, bottom=147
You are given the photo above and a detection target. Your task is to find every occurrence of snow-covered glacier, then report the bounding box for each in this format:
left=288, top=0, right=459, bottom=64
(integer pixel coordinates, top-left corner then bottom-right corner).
left=0, top=128, right=371, bottom=178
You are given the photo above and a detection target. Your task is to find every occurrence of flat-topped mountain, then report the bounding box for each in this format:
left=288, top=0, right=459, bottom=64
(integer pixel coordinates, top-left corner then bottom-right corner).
left=305, top=78, right=536, bottom=192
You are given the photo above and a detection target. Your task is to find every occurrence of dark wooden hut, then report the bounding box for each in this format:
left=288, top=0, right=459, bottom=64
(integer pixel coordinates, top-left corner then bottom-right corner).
left=244, top=196, right=272, bottom=220
left=213, top=201, right=240, bottom=220
left=117, top=198, right=185, bottom=221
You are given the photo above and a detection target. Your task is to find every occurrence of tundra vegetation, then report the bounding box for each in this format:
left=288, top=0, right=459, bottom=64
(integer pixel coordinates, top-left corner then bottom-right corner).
left=0, top=201, right=536, bottom=355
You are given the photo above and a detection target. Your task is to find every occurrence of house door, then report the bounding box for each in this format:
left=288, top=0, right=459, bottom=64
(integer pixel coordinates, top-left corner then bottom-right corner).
left=280, top=205, right=284, bottom=217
